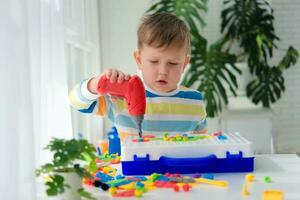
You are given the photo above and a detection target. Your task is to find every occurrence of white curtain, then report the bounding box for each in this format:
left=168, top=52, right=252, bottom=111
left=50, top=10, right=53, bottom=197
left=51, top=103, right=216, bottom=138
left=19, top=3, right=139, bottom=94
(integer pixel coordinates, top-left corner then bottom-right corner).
left=0, top=0, right=72, bottom=199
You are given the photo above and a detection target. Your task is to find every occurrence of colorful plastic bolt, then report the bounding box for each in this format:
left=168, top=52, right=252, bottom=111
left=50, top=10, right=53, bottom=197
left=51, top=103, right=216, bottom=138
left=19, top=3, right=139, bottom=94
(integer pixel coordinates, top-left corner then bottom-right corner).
left=154, top=181, right=176, bottom=188
left=195, top=178, right=228, bottom=187
left=113, top=189, right=135, bottom=197
left=217, top=134, right=227, bottom=140
left=241, top=182, right=250, bottom=196
left=115, top=174, right=125, bottom=180
left=202, top=173, right=214, bottom=180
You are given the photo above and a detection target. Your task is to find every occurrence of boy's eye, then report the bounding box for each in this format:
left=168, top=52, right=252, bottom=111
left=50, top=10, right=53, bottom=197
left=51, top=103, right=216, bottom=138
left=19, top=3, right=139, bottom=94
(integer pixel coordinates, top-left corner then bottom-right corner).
left=150, top=60, right=158, bottom=64
left=169, top=62, right=178, bottom=66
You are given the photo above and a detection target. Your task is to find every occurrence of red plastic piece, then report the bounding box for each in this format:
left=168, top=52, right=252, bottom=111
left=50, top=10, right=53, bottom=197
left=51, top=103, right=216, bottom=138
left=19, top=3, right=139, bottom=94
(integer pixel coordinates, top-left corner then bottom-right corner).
left=143, top=135, right=155, bottom=138
left=84, top=178, right=93, bottom=186
left=170, top=173, right=182, bottom=178
left=182, top=184, right=191, bottom=192
left=213, top=131, right=222, bottom=136
left=165, top=172, right=171, bottom=177
left=154, top=181, right=176, bottom=188
left=127, top=177, right=142, bottom=181
left=112, top=189, right=135, bottom=197
left=173, top=185, right=180, bottom=192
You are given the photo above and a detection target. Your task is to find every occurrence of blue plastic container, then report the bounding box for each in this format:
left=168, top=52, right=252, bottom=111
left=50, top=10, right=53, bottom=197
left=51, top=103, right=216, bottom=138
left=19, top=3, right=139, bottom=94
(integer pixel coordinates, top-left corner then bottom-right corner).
left=122, top=152, right=254, bottom=175
left=108, top=126, right=121, bottom=155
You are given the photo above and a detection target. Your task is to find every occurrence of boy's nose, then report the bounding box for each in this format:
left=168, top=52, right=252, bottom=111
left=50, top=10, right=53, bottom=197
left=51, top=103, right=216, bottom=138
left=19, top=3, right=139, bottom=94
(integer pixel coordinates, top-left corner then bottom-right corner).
left=158, top=65, right=168, bottom=75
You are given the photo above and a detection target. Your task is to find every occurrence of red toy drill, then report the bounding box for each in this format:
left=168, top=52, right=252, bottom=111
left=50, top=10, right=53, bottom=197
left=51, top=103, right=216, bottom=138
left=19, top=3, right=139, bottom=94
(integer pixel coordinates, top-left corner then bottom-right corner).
left=97, top=75, right=146, bottom=138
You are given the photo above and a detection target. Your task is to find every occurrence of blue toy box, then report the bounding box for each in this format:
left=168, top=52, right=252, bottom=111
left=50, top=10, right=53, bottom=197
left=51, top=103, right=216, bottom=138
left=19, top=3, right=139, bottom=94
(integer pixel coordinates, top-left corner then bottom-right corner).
left=121, top=132, right=254, bottom=175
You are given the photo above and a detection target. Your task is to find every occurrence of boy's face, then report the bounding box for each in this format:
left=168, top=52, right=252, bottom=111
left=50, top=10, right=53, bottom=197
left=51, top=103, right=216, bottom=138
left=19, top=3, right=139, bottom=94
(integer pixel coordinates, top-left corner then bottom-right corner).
left=134, top=44, right=189, bottom=93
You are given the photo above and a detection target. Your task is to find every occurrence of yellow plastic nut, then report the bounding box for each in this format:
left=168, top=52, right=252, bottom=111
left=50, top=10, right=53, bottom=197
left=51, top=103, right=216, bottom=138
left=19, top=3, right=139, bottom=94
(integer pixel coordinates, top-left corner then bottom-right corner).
left=262, top=190, right=284, bottom=200
left=245, top=173, right=255, bottom=182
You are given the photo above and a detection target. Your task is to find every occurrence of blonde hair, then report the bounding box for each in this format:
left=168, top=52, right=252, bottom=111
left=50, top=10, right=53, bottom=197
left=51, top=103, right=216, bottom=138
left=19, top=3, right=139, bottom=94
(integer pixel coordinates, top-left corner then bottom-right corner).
left=137, top=13, right=190, bottom=53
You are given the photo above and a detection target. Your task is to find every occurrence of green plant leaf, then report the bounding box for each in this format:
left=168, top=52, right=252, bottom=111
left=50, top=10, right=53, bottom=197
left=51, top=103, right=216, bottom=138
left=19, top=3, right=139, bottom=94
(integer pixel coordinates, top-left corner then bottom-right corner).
left=45, top=175, right=65, bottom=196
left=81, top=152, right=93, bottom=162
left=221, top=0, right=279, bottom=73
left=36, top=163, right=55, bottom=176
left=246, top=67, right=285, bottom=107
left=89, top=160, right=99, bottom=173
left=183, top=38, right=240, bottom=117
left=146, top=0, right=208, bottom=31
left=277, top=46, right=299, bottom=70
left=74, top=164, right=94, bottom=179
left=78, top=188, right=96, bottom=200
left=46, top=186, right=57, bottom=196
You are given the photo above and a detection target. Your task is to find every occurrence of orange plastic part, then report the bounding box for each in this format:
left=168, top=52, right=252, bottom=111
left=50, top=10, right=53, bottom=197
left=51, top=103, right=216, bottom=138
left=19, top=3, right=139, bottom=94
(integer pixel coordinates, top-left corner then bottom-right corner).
left=98, top=140, right=108, bottom=154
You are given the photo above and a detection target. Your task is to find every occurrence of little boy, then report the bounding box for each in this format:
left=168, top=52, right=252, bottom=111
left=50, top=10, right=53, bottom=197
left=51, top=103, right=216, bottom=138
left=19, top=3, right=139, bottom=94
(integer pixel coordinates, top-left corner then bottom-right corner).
left=69, top=13, right=207, bottom=140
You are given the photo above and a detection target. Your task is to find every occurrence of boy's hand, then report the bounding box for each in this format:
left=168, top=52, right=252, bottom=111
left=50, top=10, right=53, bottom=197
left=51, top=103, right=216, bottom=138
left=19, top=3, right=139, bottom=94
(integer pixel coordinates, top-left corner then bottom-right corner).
left=104, top=69, right=131, bottom=83
left=87, top=69, right=131, bottom=95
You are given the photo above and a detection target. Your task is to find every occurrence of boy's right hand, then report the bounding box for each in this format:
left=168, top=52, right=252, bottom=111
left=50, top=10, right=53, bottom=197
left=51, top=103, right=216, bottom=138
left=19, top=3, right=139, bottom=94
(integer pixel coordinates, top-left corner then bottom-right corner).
left=87, top=68, right=131, bottom=95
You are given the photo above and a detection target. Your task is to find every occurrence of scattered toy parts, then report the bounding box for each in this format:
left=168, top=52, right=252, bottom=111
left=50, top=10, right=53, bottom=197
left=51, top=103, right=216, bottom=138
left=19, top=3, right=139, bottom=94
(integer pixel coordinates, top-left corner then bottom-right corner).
left=131, top=132, right=230, bottom=143
left=84, top=156, right=232, bottom=198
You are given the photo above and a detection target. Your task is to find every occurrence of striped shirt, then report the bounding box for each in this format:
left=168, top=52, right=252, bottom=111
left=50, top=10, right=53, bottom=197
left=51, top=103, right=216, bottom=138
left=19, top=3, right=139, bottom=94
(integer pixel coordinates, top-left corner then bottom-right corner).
left=69, top=79, right=207, bottom=138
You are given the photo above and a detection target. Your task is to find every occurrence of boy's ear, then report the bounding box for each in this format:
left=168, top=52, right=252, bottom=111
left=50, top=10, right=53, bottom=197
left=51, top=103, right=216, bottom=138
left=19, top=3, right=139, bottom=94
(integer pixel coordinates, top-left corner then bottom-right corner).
left=182, top=55, right=190, bottom=73
left=134, top=51, right=142, bottom=69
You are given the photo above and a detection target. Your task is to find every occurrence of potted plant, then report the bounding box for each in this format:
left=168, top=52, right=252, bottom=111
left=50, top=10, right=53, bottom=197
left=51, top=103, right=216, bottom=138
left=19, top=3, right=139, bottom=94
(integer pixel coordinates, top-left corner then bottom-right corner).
left=35, top=138, right=98, bottom=200
left=146, top=0, right=299, bottom=117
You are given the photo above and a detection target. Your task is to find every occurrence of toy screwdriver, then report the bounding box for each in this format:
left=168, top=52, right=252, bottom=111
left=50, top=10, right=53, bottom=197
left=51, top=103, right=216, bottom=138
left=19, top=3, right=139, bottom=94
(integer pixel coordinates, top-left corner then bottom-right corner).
left=97, top=75, right=146, bottom=138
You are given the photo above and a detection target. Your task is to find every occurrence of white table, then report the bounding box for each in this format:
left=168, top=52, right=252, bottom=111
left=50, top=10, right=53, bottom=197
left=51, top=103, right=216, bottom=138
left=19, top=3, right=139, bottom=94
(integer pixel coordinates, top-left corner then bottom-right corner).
left=86, top=154, right=300, bottom=200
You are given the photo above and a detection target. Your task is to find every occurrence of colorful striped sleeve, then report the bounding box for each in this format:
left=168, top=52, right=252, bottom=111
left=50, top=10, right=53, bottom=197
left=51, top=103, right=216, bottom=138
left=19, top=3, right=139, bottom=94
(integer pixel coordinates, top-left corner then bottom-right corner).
left=68, top=79, right=107, bottom=116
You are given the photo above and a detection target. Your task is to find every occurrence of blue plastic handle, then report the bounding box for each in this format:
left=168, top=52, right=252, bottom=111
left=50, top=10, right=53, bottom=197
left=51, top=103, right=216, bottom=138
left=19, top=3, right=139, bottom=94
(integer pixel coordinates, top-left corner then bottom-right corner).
left=160, top=154, right=217, bottom=167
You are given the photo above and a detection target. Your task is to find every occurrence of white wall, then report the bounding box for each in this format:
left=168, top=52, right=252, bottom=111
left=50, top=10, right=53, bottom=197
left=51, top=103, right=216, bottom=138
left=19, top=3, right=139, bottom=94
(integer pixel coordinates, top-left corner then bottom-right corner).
left=272, top=0, right=300, bottom=153
left=99, top=0, right=152, bottom=74
left=98, top=0, right=300, bottom=153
